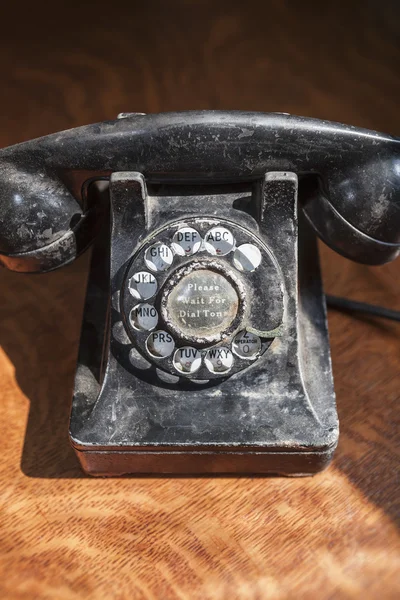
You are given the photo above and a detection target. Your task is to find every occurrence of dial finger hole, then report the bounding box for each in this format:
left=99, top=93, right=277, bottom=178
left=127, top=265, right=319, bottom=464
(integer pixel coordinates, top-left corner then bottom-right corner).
left=130, top=304, right=158, bottom=331
left=146, top=331, right=175, bottom=358
left=204, top=227, right=235, bottom=256
left=233, top=244, right=262, bottom=272
left=129, top=271, right=158, bottom=300
left=172, top=227, right=202, bottom=256
left=204, top=347, right=234, bottom=373
left=232, top=330, right=261, bottom=359
left=145, top=243, right=174, bottom=272
left=173, top=347, right=202, bottom=374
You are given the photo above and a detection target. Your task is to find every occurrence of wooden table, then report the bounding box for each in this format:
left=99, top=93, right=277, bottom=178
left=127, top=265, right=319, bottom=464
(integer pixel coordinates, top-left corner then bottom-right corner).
left=1, top=2, right=399, bottom=598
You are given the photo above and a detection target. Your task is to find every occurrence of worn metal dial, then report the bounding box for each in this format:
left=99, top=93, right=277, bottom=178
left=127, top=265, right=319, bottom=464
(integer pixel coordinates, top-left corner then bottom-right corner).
left=122, top=217, right=284, bottom=380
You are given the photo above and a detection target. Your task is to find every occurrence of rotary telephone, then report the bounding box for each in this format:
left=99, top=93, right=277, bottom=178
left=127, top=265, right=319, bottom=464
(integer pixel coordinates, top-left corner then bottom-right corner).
left=1, top=111, right=399, bottom=476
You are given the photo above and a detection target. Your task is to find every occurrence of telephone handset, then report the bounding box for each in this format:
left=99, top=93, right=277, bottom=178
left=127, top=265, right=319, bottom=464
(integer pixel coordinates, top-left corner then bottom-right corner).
left=1, top=112, right=399, bottom=476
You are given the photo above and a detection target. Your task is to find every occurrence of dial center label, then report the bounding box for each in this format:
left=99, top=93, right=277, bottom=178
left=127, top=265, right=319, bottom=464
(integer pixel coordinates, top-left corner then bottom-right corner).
left=166, top=269, right=239, bottom=338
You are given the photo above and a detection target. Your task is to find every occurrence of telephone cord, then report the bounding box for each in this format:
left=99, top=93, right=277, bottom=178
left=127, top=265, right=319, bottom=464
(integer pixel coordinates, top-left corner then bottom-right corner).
left=326, top=295, right=400, bottom=323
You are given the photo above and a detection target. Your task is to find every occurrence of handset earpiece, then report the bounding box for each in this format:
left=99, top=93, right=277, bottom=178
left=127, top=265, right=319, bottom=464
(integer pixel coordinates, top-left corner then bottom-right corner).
left=300, top=152, right=400, bottom=265
left=301, top=142, right=400, bottom=264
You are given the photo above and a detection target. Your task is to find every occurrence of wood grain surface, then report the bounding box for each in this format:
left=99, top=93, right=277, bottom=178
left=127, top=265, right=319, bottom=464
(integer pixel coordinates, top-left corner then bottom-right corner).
left=0, top=1, right=399, bottom=598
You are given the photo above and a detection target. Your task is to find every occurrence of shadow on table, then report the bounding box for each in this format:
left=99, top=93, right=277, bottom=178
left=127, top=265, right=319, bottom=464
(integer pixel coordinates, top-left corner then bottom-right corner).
left=0, top=257, right=89, bottom=479
left=328, top=310, right=400, bottom=527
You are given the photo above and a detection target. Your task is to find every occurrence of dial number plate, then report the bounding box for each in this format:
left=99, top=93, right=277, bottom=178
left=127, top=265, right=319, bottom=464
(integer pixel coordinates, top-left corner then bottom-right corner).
left=121, top=217, right=283, bottom=381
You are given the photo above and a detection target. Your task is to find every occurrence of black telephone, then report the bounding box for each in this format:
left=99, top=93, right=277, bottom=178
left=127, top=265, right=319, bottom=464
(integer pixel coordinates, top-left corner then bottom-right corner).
left=1, top=111, right=399, bottom=476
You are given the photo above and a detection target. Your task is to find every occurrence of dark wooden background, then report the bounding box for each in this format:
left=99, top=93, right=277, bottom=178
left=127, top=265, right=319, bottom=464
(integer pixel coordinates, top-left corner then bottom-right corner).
left=0, top=1, right=399, bottom=598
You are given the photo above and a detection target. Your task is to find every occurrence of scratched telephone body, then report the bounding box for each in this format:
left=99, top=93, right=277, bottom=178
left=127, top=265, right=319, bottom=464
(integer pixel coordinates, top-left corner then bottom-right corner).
left=0, top=112, right=399, bottom=476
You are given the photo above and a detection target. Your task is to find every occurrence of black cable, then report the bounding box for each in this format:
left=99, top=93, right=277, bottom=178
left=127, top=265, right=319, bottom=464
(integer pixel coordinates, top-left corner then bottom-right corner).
left=326, top=295, right=400, bottom=323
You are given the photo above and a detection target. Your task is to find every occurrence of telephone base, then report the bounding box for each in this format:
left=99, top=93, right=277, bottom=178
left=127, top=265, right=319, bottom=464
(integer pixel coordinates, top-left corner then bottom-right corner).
left=69, top=205, right=338, bottom=477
